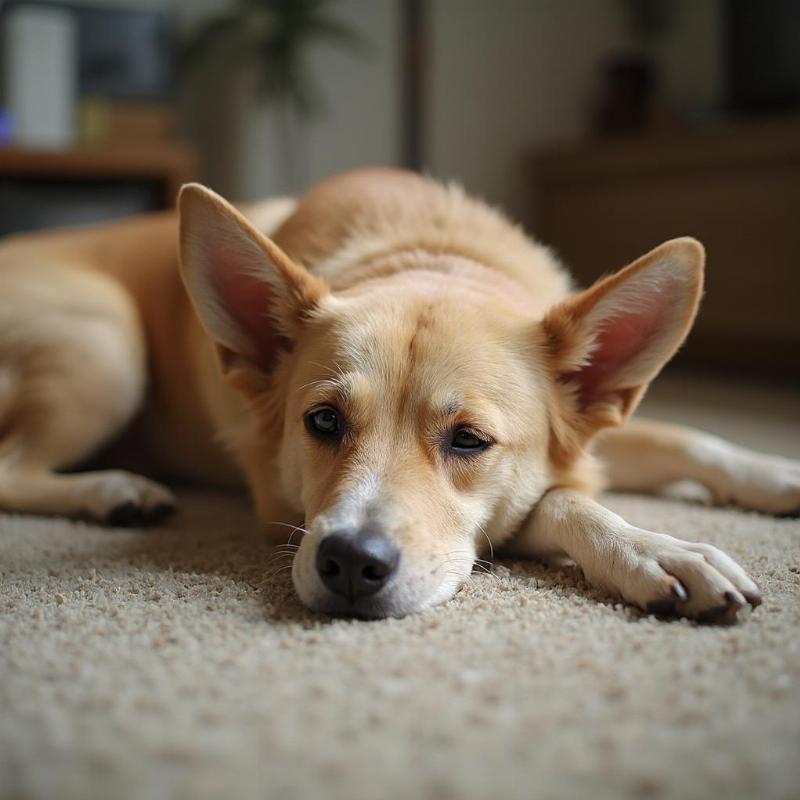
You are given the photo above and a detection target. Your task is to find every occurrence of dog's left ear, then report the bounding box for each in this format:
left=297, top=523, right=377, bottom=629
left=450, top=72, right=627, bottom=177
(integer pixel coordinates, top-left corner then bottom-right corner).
left=178, top=183, right=327, bottom=381
left=542, top=237, right=704, bottom=455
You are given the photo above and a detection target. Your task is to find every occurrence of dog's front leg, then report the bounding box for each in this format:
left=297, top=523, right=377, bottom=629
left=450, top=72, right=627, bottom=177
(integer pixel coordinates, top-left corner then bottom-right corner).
left=508, top=489, right=762, bottom=623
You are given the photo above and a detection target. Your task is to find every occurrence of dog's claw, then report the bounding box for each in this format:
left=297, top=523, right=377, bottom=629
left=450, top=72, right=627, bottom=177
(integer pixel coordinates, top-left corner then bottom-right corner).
left=743, top=588, right=763, bottom=608
left=669, top=579, right=688, bottom=602
left=697, top=590, right=747, bottom=625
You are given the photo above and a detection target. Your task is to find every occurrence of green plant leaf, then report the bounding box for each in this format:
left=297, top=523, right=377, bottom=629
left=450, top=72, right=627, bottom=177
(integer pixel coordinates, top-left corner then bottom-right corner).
left=180, top=14, right=242, bottom=72
left=180, top=0, right=370, bottom=116
left=301, top=15, right=373, bottom=55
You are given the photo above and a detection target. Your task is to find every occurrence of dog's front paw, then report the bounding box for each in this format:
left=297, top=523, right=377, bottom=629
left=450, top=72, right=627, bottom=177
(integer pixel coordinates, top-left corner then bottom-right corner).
left=603, top=531, right=762, bottom=624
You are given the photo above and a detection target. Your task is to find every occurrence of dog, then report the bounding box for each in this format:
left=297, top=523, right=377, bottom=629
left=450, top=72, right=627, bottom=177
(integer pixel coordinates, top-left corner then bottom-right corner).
left=1, top=168, right=798, bottom=622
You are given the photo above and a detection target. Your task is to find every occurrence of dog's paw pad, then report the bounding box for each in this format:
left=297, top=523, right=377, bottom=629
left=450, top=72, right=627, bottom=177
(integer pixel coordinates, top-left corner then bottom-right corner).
left=645, top=598, right=678, bottom=617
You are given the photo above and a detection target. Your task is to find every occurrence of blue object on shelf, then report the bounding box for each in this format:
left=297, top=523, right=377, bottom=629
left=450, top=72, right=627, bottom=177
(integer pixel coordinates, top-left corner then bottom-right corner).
left=0, top=109, right=14, bottom=145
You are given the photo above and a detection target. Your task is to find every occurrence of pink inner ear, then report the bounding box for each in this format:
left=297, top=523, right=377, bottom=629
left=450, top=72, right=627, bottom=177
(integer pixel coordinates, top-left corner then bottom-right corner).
left=212, top=246, right=291, bottom=369
left=568, top=300, right=663, bottom=406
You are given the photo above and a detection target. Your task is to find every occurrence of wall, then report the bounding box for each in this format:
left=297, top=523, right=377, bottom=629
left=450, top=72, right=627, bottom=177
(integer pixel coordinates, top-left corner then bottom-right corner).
left=12, top=0, right=724, bottom=215
left=427, top=0, right=724, bottom=222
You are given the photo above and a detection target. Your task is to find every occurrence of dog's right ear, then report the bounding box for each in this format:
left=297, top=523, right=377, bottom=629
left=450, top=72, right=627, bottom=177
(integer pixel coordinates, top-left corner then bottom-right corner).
left=541, top=237, right=704, bottom=465
left=178, top=183, right=327, bottom=379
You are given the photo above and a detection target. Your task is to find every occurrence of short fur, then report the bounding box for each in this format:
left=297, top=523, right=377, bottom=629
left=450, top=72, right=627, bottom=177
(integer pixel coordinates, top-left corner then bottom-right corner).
left=1, top=168, right=798, bottom=621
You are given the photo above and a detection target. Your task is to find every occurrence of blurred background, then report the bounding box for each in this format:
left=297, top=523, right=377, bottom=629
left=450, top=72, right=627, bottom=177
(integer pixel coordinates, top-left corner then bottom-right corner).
left=0, top=0, right=798, bottom=387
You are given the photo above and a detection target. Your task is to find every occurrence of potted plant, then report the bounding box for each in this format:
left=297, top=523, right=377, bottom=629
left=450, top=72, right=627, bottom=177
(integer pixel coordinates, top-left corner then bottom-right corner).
left=182, top=0, right=368, bottom=196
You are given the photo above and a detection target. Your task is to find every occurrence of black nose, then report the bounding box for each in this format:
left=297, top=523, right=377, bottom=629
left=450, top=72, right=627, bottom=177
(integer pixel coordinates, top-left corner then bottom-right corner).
left=315, top=531, right=400, bottom=601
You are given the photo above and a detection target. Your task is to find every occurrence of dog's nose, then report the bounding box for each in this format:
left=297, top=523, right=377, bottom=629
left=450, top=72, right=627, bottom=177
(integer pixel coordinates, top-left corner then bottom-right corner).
left=315, top=531, right=400, bottom=601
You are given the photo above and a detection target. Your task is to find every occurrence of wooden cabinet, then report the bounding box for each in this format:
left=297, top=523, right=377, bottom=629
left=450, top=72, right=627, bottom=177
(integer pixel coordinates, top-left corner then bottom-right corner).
left=530, top=118, right=800, bottom=380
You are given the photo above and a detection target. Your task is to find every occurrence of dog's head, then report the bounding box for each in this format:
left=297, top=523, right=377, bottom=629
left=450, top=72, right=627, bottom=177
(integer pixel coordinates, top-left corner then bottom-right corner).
left=179, top=182, right=703, bottom=618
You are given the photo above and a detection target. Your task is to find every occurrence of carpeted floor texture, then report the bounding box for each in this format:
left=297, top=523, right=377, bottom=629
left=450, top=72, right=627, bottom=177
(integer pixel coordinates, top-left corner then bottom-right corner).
left=1, top=376, right=799, bottom=800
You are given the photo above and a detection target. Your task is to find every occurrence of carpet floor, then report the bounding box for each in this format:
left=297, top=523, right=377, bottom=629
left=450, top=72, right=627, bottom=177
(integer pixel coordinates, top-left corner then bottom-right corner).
left=1, top=376, right=799, bottom=800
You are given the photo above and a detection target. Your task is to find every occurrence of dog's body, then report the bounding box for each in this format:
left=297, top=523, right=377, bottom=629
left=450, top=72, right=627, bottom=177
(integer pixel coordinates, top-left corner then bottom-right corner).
left=1, top=168, right=798, bottom=620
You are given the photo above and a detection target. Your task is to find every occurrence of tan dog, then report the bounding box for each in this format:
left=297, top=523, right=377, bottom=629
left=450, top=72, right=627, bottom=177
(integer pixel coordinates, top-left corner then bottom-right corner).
left=1, top=168, right=797, bottom=622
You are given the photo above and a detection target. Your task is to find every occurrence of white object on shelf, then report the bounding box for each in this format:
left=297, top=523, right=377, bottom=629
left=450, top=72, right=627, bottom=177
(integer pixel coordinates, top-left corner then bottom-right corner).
left=2, top=5, right=78, bottom=147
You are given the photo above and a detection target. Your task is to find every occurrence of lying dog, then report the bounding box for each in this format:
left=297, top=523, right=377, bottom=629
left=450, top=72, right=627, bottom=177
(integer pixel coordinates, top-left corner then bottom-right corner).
left=1, top=168, right=797, bottom=622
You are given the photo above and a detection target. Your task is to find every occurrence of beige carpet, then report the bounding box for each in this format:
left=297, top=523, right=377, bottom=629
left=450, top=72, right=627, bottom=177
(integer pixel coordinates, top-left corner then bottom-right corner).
left=1, top=375, right=799, bottom=800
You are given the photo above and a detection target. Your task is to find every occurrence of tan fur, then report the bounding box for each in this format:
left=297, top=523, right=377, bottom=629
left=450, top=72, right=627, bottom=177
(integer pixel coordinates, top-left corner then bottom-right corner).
left=0, top=168, right=797, bottom=620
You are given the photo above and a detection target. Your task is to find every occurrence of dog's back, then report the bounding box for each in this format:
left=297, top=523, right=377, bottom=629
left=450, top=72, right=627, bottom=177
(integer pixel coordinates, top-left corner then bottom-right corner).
left=273, top=168, right=571, bottom=315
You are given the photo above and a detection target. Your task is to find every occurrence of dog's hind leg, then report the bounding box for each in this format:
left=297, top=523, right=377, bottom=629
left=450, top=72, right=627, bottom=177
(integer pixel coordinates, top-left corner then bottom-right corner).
left=0, top=264, right=175, bottom=525
left=594, top=418, right=800, bottom=515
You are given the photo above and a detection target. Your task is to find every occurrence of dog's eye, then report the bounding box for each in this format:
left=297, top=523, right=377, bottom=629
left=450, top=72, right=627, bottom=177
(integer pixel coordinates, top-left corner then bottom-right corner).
left=306, top=407, right=342, bottom=439
left=450, top=427, right=491, bottom=453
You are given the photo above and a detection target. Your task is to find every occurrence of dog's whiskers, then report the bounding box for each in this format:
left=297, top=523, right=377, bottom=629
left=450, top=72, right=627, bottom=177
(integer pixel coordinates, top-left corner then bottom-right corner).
left=287, top=527, right=307, bottom=546
left=438, top=557, right=477, bottom=577
left=265, top=556, right=297, bottom=571
left=266, top=550, right=297, bottom=561
left=476, top=522, right=494, bottom=563
left=266, top=537, right=300, bottom=567
left=264, top=565, right=295, bottom=583
left=266, top=521, right=309, bottom=533
left=269, top=543, right=299, bottom=551
left=439, top=551, right=499, bottom=584
left=265, top=520, right=310, bottom=547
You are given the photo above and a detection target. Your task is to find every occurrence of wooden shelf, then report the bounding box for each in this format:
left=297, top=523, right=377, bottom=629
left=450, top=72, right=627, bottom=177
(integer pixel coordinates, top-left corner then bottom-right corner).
left=0, top=143, right=195, bottom=207
left=530, top=116, right=800, bottom=182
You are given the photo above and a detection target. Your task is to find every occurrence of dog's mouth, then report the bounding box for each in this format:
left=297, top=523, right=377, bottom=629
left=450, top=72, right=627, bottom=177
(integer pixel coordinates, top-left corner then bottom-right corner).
left=305, top=592, right=403, bottom=620
left=290, top=556, right=472, bottom=620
